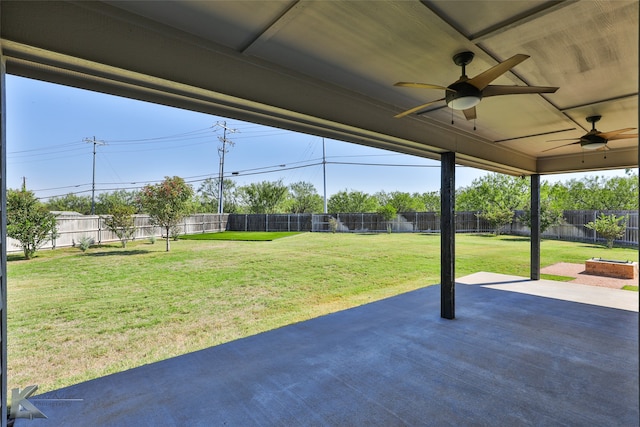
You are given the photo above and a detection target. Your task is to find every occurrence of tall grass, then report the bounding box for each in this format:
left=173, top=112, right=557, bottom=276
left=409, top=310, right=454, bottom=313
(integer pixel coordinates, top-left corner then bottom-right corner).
left=7, top=233, right=637, bottom=392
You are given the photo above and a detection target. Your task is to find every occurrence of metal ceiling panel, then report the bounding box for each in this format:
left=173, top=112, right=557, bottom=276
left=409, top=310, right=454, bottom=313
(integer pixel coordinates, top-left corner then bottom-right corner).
left=426, top=0, right=554, bottom=39
left=107, top=0, right=296, bottom=52
left=479, top=0, right=639, bottom=109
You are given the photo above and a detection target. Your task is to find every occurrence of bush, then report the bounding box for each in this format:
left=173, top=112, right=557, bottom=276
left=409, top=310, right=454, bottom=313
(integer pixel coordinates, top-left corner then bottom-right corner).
left=170, top=225, right=182, bottom=241
left=328, top=217, right=339, bottom=233
left=585, top=213, right=627, bottom=249
left=78, top=236, right=94, bottom=253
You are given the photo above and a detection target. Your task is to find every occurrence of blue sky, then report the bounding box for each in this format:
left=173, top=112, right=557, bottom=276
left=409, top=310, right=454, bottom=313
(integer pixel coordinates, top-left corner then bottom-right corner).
left=6, top=75, right=628, bottom=201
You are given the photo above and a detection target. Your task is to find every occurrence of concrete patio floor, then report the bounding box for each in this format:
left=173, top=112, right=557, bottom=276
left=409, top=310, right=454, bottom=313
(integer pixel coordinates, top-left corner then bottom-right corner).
left=16, top=273, right=639, bottom=426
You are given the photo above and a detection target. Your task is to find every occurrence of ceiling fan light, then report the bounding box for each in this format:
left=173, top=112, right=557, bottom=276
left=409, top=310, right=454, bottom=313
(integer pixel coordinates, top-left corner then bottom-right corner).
left=582, top=142, right=606, bottom=150
left=447, top=96, right=481, bottom=110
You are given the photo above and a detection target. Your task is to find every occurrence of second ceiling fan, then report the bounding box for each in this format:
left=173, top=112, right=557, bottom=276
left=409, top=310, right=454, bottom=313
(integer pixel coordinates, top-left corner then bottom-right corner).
left=543, top=115, right=638, bottom=152
left=394, top=51, right=558, bottom=120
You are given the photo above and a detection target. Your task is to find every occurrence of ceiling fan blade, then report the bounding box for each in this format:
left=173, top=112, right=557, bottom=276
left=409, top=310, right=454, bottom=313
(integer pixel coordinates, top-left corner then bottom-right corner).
left=394, top=98, right=445, bottom=118
left=542, top=141, right=582, bottom=152
left=546, top=138, right=581, bottom=142
left=394, top=82, right=450, bottom=91
left=483, top=85, right=559, bottom=97
left=598, top=128, right=637, bottom=140
left=607, top=133, right=638, bottom=140
left=467, top=54, right=529, bottom=90
left=463, top=107, right=477, bottom=121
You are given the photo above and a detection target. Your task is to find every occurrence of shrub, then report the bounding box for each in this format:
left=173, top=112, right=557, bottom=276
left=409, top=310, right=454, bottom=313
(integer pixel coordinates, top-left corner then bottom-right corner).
left=170, top=225, right=182, bottom=241
left=328, top=217, right=339, bottom=233
left=77, top=236, right=94, bottom=253
left=585, top=213, right=627, bottom=249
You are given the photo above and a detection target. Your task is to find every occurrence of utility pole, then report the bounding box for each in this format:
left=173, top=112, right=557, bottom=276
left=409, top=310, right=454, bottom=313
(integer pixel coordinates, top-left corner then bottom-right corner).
left=84, top=136, right=106, bottom=215
left=213, top=122, right=237, bottom=214
left=322, top=138, right=328, bottom=213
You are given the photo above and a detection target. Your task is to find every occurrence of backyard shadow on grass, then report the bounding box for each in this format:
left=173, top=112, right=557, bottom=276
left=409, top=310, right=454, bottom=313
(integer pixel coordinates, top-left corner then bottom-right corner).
left=87, top=249, right=151, bottom=257
left=500, top=236, right=531, bottom=242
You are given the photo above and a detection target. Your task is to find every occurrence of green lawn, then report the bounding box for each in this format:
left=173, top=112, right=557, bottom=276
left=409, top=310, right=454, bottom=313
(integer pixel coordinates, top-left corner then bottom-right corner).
left=179, top=231, right=302, bottom=241
left=7, top=233, right=638, bottom=393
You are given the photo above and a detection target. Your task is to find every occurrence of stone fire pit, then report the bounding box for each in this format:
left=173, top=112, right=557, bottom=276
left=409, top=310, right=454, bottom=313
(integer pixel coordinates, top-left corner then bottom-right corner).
left=585, top=258, right=638, bottom=280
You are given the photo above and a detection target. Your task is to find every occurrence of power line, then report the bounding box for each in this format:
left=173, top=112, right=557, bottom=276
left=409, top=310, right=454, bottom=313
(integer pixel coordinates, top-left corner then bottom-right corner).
left=214, top=121, right=238, bottom=214
left=84, top=136, right=106, bottom=214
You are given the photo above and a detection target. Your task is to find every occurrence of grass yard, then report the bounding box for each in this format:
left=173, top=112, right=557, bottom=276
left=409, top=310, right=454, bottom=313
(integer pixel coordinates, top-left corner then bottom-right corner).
left=7, top=233, right=638, bottom=393
left=179, top=231, right=302, bottom=241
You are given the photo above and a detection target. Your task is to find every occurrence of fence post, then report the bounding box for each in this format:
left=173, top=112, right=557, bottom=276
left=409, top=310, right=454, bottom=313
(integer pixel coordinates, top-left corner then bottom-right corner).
left=266, top=214, right=269, bottom=232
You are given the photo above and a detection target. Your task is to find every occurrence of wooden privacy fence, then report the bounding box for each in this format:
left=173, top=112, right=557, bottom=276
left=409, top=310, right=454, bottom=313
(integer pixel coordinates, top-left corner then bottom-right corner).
left=510, top=210, right=638, bottom=247
left=228, top=211, right=638, bottom=246
left=7, top=210, right=638, bottom=253
left=7, top=213, right=229, bottom=253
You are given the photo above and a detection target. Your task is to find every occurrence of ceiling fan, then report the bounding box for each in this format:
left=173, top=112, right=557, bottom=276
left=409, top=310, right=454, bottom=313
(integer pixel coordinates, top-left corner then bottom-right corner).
left=394, top=51, right=558, bottom=120
left=543, top=115, right=638, bottom=152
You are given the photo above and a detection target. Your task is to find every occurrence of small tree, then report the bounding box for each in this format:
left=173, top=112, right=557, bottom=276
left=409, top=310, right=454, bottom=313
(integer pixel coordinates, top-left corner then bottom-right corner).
left=585, top=213, right=627, bottom=249
left=377, top=204, right=397, bottom=233
left=7, top=188, right=57, bottom=260
left=102, top=204, right=137, bottom=248
left=139, top=176, right=194, bottom=251
left=521, top=200, right=565, bottom=235
left=477, top=205, right=513, bottom=235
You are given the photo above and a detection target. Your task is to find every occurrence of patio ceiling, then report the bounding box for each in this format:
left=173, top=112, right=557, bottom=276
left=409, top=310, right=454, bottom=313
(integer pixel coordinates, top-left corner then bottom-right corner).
left=1, top=0, right=638, bottom=176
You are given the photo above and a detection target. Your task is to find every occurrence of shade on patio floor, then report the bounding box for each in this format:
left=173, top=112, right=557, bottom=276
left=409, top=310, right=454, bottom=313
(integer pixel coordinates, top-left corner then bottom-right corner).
left=15, top=273, right=639, bottom=426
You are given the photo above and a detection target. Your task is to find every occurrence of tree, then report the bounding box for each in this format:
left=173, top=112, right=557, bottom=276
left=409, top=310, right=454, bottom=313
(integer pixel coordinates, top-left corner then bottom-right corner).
left=375, top=191, right=423, bottom=212
left=95, top=190, right=141, bottom=215
left=288, top=181, right=323, bottom=213
left=520, top=183, right=565, bottom=235
left=457, top=173, right=528, bottom=233
left=239, top=180, right=289, bottom=214
left=585, top=213, right=627, bottom=249
left=102, top=204, right=137, bottom=248
left=197, top=177, right=240, bottom=213
left=377, top=204, right=397, bottom=233
left=413, top=191, right=440, bottom=212
left=456, top=173, right=529, bottom=212
left=46, top=193, right=92, bottom=214
left=552, top=173, right=639, bottom=210
left=328, top=189, right=379, bottom=213
left=139, top=176, right=194, bottom=251
left=7, top=188, right=57, bottom=260
left=476, top=205, right=514, bottom=235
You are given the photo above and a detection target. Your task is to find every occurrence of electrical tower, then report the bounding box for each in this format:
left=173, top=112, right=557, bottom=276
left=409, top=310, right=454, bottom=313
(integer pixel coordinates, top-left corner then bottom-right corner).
left=213, top=122, right=238, bottom=214
left=84, top=136, right=106, bottom=215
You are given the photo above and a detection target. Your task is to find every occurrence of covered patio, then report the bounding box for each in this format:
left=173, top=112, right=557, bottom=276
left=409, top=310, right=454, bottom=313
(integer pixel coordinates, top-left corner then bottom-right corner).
left=1, top=1, right=638, bottom=425
left=15, top=274, right=639, bottom=426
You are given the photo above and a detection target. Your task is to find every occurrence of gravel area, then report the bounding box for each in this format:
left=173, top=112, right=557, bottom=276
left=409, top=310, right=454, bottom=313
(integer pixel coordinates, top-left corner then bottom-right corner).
left=541, top=262, right=638, bottom=289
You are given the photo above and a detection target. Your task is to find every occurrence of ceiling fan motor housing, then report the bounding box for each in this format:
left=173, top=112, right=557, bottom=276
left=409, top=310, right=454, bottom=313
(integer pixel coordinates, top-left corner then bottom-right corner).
left=446, top=81, right=482, bottom=110
left=581, top=133, right=607, bottom=150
